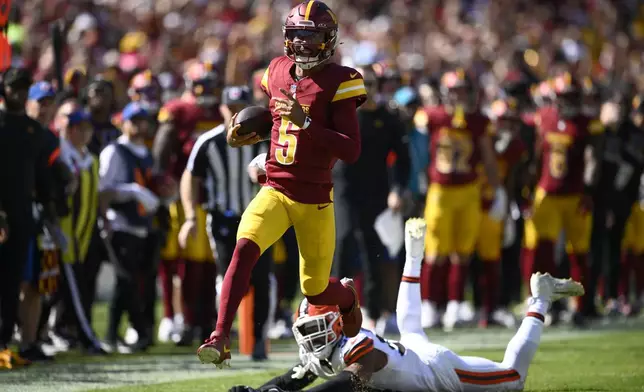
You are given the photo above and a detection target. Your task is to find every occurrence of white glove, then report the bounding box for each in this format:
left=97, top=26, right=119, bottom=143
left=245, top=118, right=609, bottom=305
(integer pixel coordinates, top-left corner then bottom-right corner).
left=488, top=187, right=508, bottom=222
left=248, top=153, right=267, bottom=175
left=134, top=186, right=161, bottom=214
left=502, top=216, right=516, bottom=248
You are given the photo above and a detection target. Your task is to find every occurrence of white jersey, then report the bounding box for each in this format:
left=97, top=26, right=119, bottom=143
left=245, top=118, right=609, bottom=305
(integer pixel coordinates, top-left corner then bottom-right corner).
left=298, top=328, right=446, bottom=391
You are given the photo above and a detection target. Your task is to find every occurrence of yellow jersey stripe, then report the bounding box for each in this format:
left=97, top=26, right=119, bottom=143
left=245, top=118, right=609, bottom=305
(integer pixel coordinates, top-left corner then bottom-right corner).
left=333, top=79, right=366, bottom=101
left=261, top=67, right=270, bottom=96
left=304, top=1, right=315, bottom=20
left=336, top=78, right=364, bottom=91
left=332, top=86, right=367, bottom=102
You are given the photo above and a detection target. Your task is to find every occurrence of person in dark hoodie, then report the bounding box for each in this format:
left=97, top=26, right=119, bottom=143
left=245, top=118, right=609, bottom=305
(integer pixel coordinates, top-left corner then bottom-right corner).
left=0, top=67, right=57, bottom=369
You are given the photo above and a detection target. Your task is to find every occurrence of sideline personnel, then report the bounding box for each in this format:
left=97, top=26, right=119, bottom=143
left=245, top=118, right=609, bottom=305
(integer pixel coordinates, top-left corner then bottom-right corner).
left=0, top=68, right=55, bottom=369
left=99, top=102, right=162, bottom=353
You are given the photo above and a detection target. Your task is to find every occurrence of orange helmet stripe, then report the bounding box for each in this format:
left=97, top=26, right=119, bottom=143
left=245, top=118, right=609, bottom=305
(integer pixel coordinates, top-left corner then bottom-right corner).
left=304, top=0, right=315, bottom=20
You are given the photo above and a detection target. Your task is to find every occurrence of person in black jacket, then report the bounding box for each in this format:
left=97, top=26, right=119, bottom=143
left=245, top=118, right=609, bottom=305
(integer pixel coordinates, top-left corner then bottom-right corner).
left=0, top=68, right=56, bottom=369
left=331, top=66, right=411, bottom=329
left=19, top=81, right=73, bottom=362
left=589, top=94, right=644, bottom=317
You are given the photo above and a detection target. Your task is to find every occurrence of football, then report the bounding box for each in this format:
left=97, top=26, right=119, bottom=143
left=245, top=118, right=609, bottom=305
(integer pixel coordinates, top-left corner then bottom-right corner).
left=234, top=106, right=273, bottom=139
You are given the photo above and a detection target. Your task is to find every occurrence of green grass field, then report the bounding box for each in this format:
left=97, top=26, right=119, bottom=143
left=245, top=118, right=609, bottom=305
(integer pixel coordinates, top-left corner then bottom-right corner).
left=1, top=304, right=643, bottom=391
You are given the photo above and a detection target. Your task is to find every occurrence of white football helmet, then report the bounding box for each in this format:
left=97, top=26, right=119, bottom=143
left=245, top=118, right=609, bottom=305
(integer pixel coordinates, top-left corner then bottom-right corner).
left=292, top=298, right=343, bottom=360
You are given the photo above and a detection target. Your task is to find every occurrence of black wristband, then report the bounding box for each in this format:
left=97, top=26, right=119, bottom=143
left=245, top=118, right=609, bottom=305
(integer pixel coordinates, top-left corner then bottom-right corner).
left=307, top=371, right=356, bottom=392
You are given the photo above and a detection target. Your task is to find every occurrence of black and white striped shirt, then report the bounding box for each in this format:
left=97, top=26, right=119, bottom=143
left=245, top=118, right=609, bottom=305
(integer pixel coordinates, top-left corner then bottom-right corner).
left=186, top=124, right=268, bottom=216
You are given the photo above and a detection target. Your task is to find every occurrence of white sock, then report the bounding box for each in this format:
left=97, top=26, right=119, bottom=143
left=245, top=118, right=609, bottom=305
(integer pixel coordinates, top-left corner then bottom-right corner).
left=526, top=297, right=550, bottom=317
left=502, top=316, right=544, bottom=378
left=397, top=253, right=423, bottom=335
left=402, top=255, right=422, bottom=278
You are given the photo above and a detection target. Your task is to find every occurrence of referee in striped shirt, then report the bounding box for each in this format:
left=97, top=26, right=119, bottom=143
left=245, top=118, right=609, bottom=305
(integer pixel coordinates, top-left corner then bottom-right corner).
left=179, top=86, right=270, bottom=360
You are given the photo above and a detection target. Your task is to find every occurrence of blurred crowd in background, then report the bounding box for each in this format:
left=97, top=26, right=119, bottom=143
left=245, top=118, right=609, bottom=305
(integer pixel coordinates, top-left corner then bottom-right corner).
left=0, top=0, right=644, bottom=369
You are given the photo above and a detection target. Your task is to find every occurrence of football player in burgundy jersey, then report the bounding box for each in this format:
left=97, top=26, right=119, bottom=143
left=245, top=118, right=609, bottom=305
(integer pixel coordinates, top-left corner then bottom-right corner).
left=198, top=1, right=367, bottom=368
left=521, top=73, right=604, bottom=325
left=420, top=69, right=504, bottom=331
left=152, top=61, right=224, bottom=345
left=475, top=98, right=527, bottom=328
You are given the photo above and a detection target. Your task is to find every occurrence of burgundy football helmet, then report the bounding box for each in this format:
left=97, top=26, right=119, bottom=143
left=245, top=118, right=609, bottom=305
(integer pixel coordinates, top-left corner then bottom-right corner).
left=184, top=60, right=222, bottom=107
left=552, top=72, right=582, bottom=118
left=128, top=69, right=161, bottom=112
left=440, top=68, right=477, bottom=112
left=283, top=1, right=339, bottom=70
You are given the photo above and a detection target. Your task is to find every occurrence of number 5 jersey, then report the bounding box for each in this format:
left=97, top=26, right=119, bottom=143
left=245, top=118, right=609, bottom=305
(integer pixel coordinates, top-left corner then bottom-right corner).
left=259, top=56, right=367, bottom=204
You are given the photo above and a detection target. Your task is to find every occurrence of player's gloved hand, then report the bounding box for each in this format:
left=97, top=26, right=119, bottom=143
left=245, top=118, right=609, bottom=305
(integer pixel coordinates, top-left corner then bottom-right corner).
left=275, top=88, right=306, bottom=127
left=228, top=386, right=260, bottom=392
left=248, top=153, right=267, bottom=184
left=227, top=113, right=262, bottom=148
left=488, top=187, right=508, bottom=221
left=0, top=210, right=9, bottom=243
left=502, top=215, right=516, bottom=248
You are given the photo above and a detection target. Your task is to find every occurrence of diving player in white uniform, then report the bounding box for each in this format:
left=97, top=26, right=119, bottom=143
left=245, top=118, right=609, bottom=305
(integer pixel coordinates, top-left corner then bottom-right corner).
left=228, top=218, right=584, bottom=392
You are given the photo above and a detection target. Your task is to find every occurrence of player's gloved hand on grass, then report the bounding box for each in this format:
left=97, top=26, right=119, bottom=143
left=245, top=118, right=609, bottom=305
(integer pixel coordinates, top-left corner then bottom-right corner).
left=275, top=88, right=306, bottom=127
left=228, top=386, right=267, bottom=392
left=227, top=112, right=262, bottom=147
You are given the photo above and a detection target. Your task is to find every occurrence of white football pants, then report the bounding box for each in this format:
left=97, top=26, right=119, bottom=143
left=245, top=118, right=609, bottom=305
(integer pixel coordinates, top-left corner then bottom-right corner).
left=397, top=264, right=542, bottom=391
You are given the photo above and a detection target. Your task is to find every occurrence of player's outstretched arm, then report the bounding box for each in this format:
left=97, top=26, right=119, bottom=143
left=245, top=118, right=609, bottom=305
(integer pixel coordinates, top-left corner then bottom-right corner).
left=260, top=363, right=319, bottom=391
left=228, top=363, right=318, bottom=392
left=305, top=349, right=387, bottom=392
